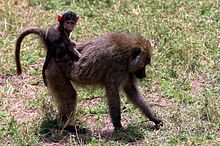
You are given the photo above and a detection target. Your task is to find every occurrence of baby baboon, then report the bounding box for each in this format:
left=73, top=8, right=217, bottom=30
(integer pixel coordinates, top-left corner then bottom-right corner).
left=15, top=10, right=80, bottom=86
left=44, top=32, right=162, bottom=130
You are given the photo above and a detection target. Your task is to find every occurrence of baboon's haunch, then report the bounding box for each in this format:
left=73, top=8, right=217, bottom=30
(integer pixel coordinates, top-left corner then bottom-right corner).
left=44, top=32, right=162, bottom=130
left=15, top=11, right=80, bottom=86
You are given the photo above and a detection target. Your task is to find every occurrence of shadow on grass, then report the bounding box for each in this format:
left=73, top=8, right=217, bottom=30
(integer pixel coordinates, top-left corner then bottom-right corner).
left=100, top=124, right=145, bottom=143
left=38, top=118, right=160, bottom=144
left=38, top=118, right=93, bottom=143
left=101, top=122, right=162, bottom=143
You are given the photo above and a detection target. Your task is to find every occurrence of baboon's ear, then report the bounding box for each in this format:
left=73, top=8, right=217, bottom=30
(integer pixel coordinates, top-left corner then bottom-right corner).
left=131, top=47, right=141, bottom=59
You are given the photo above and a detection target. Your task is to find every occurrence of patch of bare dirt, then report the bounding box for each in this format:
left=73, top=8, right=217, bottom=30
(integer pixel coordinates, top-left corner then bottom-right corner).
left=1, top=73, right=42, bottom=122
left=190, top=74, right=206, bottom=95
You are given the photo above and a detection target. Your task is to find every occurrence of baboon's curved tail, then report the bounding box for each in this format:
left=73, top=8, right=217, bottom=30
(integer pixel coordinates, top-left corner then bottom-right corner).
left=15, top=27, right=46, bottom=75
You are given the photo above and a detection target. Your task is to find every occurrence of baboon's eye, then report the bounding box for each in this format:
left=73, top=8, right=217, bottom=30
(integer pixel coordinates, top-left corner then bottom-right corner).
left=131, top=47, right=141, bottom=59
left=66, top=20, right=75, bottom=25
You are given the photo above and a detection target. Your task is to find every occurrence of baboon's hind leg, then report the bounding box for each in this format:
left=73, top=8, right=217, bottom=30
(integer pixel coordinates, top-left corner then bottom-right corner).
left=46, top=67, right=77, bottom=125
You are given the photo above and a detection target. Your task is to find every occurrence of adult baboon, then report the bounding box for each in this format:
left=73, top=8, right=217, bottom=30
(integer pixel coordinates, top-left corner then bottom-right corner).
left=43, top=32, right=163, bottom=130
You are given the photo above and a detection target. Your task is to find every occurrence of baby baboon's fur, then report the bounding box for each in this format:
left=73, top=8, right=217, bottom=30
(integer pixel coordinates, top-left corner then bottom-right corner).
left=15, top=11, right=80, bottom=86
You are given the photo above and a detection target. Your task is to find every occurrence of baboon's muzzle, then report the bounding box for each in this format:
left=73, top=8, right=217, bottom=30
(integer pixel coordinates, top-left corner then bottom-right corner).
left=134, top=67, right=146, bottom=79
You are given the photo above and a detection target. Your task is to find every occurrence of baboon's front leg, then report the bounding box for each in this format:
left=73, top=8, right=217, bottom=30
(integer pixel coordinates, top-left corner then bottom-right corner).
left=105, top=84, right=122, bottom=130
left=123, top=80, right=162, bottom=126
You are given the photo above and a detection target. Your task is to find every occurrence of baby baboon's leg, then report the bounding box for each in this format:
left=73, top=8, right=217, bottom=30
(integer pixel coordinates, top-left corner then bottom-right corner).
left=123, top=79, right=162, bottom=125
left=105, top=83, right=122, bottom=130
left=46, top=67, right=77, bottom=124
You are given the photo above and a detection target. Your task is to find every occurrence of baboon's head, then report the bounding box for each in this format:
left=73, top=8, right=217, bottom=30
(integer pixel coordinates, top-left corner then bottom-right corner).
left=128, top=36, right=152, bottom=79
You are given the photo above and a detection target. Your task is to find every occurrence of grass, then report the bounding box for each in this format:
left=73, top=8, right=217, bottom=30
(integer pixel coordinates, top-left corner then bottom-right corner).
left=0, top=0, right=219, bottom=145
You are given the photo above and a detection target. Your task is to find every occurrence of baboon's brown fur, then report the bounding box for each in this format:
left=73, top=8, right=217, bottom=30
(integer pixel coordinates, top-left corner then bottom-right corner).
left=43, top=32, right=162, bottom=130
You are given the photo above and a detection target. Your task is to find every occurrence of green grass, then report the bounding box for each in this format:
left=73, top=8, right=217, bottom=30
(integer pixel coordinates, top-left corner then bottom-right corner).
left=0, top=0, right=219, bottom=145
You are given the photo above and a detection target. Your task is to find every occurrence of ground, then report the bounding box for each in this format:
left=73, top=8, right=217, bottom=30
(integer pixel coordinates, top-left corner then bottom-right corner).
left=0, top=0, right=219, bottom=145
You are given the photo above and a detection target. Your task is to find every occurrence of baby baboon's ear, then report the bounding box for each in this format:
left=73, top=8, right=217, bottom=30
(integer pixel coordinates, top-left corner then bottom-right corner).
left=131, top=47, right=141, bottom=59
